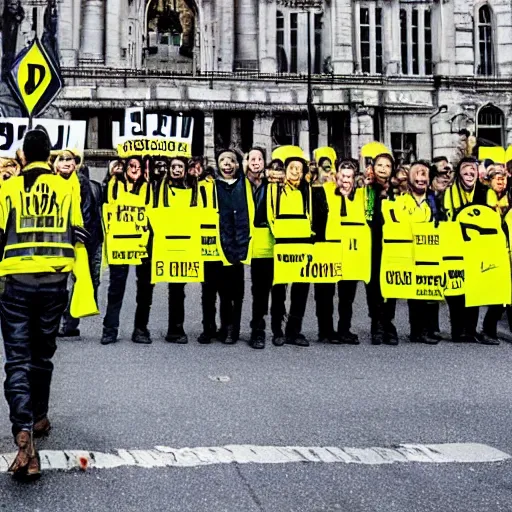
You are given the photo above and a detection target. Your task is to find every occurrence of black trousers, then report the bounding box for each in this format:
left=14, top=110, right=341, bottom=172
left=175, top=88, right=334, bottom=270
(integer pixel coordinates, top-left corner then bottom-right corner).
left=103, top=260, right=154, bottom=333
left=314, top=281, right=358, bottom=336
left=1, top=277, right=68, bottom=437
left=168, top=283, right=186, bottom=334
left=217, top=263, right=245, bottom=331
left=407, top=300, right=439, bottom=337
left=250, top=257, right=287, bottom=334
left=365, top=254, right=396, bottom=332
left=446, top=295, right=479, bottom=338
left=61, top=242, right=102, bottom=332
left=285, top=283, right=310, bottom=337
left=483, top=305, right=512, bottom=338
left=201, top=261, right=222, bottom=334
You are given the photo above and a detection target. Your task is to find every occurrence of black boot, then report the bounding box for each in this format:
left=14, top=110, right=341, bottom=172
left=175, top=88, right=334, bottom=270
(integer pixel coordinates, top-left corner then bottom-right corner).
left=165, top=324, right=188, bottom=344
left=101, top=328, right=118, bottom=345
left=250, top=329, right=266, bottom=349
left=285, top=315, right=309, bottom=347
left=132, top=328, right=152, bottom=344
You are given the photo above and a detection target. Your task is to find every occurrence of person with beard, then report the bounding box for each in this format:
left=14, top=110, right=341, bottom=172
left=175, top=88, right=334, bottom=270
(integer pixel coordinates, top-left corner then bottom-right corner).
left=479, top=161, right=510, bottom=345
left=443, top=156, right=486, bottom=342
left=393, top=161, right=443, bottom=344
left=312, top=158, right=365, bottom=344
left=215, top=149, right=254, bottom=344
left=244, top=147, right=286, bottom=349
left=155, top=156, right=198, bottom=344
left=364, top=153, right=398, bottom=345
left=267, top=147, right=312, bottom=347
left=101, top=156, right=154, bottom=345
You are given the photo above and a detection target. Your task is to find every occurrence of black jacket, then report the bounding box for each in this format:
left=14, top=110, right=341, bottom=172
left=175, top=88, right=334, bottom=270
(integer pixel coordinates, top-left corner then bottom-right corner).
left=251, top=178, right=269, bottom=228
left=216, top=175, right=251, bottom=265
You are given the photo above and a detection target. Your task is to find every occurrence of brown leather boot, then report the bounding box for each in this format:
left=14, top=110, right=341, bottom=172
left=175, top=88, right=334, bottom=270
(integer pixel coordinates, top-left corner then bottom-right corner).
left=26, top=451, right=41, bottom=479
left=33, top=417, right=51, bottom=438
left=8, top=431, right=36, bottom=477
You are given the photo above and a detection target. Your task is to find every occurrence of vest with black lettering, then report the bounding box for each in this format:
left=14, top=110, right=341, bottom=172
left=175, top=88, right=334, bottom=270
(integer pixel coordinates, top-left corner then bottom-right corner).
left=268, top=182, right=312, bottom=243
left=198, top=178, right=226, bottom=262
left=0, top=163, right=80, bottom=275
left=324, top=183, right=366, bottom=241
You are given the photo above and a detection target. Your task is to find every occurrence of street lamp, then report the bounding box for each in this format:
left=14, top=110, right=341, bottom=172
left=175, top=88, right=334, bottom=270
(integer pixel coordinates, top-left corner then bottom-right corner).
left=280, top=0, right=322, bottom=157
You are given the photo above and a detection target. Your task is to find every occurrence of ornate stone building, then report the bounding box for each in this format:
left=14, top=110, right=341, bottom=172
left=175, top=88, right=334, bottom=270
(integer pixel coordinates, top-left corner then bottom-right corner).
left=3, top=0, right=512, bottom=164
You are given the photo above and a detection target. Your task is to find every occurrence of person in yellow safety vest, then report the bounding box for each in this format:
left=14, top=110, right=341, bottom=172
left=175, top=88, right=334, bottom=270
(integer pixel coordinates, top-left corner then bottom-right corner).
left=268, top=147, right=312, bottom=347
left=393, top=160, right=444, bottom=344
left=0, top=129, right=88, bottom=479
left=480, top=161, right=510, bottom=345
left=312, top=157, right=365, bottom=344
left=442, top=156, right=486, bottom=343
left=53, top=149, right=98, bottom=339
left=101, top=156, right=155, bottom=345
left=245, top=147, right=286, bottom=349
left=364, top=152, right=399, bottom=345
left=189, top=157, right=223, bottom=344
left=155, top=155, right=199, bottom=344
left=311, top=147, right=338, bottom=343
left=214, top=149, right=255, bottom=344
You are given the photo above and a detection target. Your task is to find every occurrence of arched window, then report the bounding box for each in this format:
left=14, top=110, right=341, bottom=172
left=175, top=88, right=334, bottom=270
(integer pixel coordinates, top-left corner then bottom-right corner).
left=476, top=5, right=494, bottom=76
left=477, top=104, right=503, bottom=146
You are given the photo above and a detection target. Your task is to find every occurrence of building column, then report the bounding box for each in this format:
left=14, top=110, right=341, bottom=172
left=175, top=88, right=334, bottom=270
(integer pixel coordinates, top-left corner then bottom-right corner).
left=350, top=107, right=374, bottom=160
left=253, top=114, right=274, bottom=159
left=79, top=0, right=105, bottom=62
left=235, top=0, right=258, bottom=70
left=218, top=0, right=235, bottom=72
left=318, top=117, right=329, bottom=148
left=258, top=0, right=277, bottom=73
left=384, top=0, right=400, bottom=75
left=105, top=0, right=121, bottom=67
left=87, top=115, right=99, bottom=149
left=58, top=0, right=77, bottom=66
left=204, top=112, right=215, bottom=164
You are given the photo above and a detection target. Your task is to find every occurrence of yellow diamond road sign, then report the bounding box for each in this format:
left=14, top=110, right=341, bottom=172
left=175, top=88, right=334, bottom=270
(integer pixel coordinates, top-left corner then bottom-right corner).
left=7, top=38, right=63, bottom=118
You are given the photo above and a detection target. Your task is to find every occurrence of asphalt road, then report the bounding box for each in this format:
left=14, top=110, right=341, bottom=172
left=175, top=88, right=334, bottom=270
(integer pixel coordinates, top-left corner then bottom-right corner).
left=1, top=267, right=512, bottom=512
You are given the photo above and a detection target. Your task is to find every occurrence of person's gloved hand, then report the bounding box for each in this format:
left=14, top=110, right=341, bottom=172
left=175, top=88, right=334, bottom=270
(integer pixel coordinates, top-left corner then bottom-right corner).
left=72, top=226, right=91, bottom=245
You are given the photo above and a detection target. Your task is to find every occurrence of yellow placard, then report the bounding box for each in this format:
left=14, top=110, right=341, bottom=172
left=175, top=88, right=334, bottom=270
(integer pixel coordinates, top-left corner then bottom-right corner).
left=340, top=221, right=371, bottom=283
left=273, top=242, right=343, bottom=284
left=147, top=208, right=204, bottom=283
left=457, top=204, right=511, bottom=307
left=103, top=203, right=149, bottom=265
left=117, top=138, right=191, bottom=158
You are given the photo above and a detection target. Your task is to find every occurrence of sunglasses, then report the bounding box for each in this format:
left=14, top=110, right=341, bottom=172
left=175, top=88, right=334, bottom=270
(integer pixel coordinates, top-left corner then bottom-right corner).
left=338, top=162, right=357, bottom=171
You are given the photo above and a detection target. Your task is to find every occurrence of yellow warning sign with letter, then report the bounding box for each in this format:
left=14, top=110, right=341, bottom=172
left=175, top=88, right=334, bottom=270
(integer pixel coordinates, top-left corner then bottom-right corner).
left=7, top=38, right=63, bottom=118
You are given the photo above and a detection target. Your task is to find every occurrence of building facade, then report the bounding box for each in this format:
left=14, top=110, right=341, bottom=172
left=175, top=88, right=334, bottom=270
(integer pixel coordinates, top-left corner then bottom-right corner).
left=2, top=0, right=512, bottom=165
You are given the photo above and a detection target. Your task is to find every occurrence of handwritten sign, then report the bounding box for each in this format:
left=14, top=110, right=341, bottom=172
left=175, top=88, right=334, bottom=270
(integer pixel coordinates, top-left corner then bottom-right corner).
left=273, top=242, right=343, bottom=284
left=103, top=203, right=149, bottom=265
left=0, top=118, right=86, bottom=158
left=112, top=107, right=194, bottom=152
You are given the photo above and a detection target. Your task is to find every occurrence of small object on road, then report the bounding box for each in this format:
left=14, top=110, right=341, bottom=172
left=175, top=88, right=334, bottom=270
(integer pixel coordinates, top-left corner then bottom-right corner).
left=78, top=456, right=89, bottom=471
left=208, top=375, right=230, bottom=382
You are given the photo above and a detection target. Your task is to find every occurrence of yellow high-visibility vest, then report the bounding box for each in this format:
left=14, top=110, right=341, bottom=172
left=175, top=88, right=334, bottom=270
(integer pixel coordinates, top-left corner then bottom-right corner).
left=102, top=180, right=151, bottom=265
left=0, top=163, right=82, bottom=275
left=324, top=183, right=371, bottom=282
left=148, top=182, right=203, bottom=283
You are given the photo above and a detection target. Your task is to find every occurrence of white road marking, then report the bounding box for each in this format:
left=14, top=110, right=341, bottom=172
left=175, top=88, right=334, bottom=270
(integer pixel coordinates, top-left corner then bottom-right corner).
left=0, top=443, right=509, bottom=473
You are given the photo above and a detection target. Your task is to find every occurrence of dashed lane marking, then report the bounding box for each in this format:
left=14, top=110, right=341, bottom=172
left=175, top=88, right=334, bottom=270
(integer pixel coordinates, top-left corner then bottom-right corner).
left=0, top=443, right=509, bottom=473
